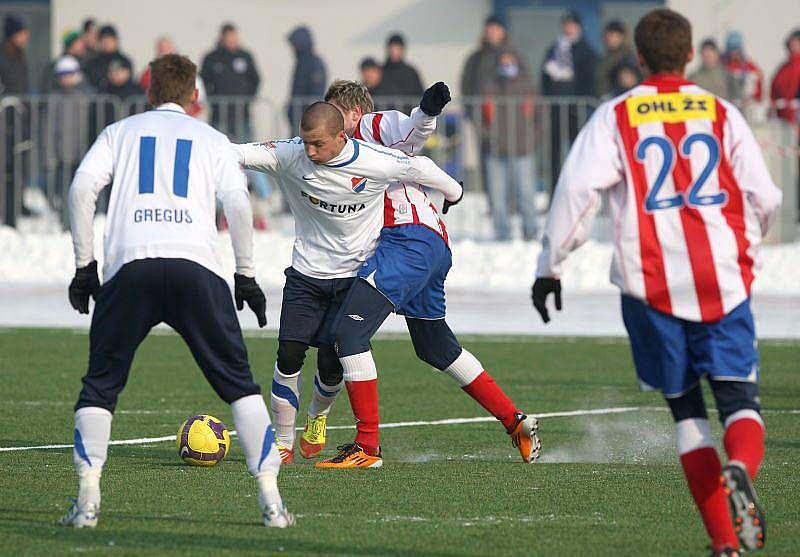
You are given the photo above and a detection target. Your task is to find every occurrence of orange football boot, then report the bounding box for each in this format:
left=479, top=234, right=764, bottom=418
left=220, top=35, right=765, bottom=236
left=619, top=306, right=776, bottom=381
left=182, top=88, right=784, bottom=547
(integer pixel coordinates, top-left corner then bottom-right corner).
left=315, top=443, right=383, bottom=468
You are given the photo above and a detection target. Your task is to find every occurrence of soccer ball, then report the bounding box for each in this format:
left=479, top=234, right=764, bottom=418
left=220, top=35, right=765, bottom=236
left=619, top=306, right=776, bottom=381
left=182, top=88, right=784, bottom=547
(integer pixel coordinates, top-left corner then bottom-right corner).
left=176, top=414, right=231, bottom=467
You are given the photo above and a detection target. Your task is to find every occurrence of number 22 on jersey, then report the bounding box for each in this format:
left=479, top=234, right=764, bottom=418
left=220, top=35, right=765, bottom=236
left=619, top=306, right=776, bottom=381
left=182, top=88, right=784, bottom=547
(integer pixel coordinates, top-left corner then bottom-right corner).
left=635, top=132, right=726, bottom=213
left=138, top=136, right=193, bottom=198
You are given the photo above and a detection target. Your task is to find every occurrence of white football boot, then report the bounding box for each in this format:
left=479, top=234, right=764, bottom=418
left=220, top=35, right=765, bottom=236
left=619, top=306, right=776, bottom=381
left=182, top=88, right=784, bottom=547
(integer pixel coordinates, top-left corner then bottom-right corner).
left=261, top=502, right=295, bottom=528
left=60, top=497, right=99, bottom=528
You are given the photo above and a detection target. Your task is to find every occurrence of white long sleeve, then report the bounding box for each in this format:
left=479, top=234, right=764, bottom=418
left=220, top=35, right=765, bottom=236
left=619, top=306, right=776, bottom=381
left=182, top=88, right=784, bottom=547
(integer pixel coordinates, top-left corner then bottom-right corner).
left=232, top=141, right=283, bottom=173
left=68, top=170, right=106, bottom=268
left=357, top=108, right=436, bottom=154
left=217, top=144, right=256, bottom=277
left=724, top=103, right=783, bottom=235
left=536, top=105, right=623, bottom=278
left=220, top=189, right=255, bottom=277
left=399, top=155, right=462, bottom=201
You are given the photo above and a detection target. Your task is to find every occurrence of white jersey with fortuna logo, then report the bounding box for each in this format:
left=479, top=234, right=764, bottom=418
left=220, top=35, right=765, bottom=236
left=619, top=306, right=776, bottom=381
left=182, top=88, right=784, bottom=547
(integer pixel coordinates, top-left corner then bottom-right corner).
left=74, top=103, right=248, bottom=281
left=234, top=137, right=462, bottom=279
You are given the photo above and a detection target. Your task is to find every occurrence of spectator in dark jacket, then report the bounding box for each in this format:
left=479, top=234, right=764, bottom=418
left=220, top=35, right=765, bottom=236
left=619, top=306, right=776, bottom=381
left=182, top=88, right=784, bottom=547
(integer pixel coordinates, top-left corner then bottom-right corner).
left=359, top=57, right=386, bottom=102
left=85, top=25, right=133, bottom=90
left=461, top=15, right=510, bottom=119
left=200, top=23, right=260, bottom=140
left=81, top=19, right=98, bottom=63
left=99, top=60, right=144, bottom=126
left=286, top=26, right=327, bottom=133
left=41, top=30, right=86, bottom=94
left=541, top=11, right=597, bottom=192
left=596, top=20, right=640, bottom=97
left=0, top=15, right=29, bottom=94
left=482, top=49, right=539, bottom=240
left=380, top=33, right=424, bottom=111
left=0, top=15, right=31, bottom=228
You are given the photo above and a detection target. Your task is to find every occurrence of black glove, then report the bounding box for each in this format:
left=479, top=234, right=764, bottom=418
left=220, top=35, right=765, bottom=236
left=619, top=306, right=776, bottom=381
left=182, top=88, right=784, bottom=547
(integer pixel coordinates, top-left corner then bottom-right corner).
left=442, top=182, right=463, bottom=215
left=234, top=274, right=267, bottom=328
left=68, top=261, right=100, bottom=314
left=420, top=81, right=451, bottom=116
left=531, top=278, right=562, bottom=324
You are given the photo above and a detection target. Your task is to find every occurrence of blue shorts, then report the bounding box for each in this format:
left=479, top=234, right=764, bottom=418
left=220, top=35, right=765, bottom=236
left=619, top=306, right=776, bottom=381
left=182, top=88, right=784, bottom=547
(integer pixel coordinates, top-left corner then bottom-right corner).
left=621, top=295, right=759, bottom=398
left=358, top=225, right=451, bottom=320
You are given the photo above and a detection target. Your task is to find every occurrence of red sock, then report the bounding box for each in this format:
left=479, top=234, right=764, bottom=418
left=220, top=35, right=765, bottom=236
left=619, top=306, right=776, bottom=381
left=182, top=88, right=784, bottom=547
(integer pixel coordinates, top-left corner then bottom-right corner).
left=724, top=416, right=765, bottom=480
left=345, top=379, right=380, bottom=455
left=680, top=447, right=739, bottom=551
left=462, top=371, right=520, bottom=433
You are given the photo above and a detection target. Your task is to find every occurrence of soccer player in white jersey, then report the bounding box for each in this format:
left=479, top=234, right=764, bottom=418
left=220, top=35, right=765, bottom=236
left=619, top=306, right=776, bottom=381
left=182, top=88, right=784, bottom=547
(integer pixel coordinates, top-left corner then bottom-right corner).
left=61, top=55, right=293, bottom=529
left=298, top=80, right=540, bottom=468
left=233, top=102, right=463, bottom=465
left=531, top=10, right=781, bottom=556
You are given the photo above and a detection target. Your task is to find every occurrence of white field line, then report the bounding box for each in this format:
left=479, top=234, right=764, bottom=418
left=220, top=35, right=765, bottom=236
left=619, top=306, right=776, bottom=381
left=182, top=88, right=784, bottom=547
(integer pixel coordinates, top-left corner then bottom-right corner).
left=2, top=405, right=796, bottom=453
left=0, top=406, right=639, bottom=453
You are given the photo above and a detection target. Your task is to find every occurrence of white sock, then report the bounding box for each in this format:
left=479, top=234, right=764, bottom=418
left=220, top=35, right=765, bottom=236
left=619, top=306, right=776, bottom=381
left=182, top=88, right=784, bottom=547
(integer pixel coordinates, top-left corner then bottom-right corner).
left=256, top=473, right=282, bottom=507
left=340, top=351, right=378, bottom=382
left=443, top=349, right=484, bottom=387
left=270, top=363, right=301, bottom=448
left=308, top=369, right=343, bottom=417
left=73, top=407, right=112, bottom=508
left=231, top=395, right=282, bottom=507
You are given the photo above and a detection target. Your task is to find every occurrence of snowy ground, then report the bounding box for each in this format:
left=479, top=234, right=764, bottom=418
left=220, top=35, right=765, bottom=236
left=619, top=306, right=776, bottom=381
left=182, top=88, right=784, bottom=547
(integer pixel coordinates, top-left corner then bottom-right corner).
left=1, top=224, right=798, bottom=337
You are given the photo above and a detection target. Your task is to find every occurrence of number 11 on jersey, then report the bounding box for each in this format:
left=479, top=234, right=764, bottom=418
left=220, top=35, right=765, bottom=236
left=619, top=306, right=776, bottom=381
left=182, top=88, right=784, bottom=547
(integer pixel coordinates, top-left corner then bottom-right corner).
left=138, top=136, right=193, bottom=198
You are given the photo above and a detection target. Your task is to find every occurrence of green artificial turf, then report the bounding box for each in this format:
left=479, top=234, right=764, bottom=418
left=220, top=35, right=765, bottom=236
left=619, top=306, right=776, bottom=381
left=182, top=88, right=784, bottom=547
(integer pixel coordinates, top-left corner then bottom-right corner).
left=0, top=329, right=797, bottom=556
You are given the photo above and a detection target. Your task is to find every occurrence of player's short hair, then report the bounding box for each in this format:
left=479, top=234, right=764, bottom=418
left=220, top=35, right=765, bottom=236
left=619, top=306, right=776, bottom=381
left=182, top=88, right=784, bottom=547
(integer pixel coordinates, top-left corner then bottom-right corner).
left=634, top=9, right=692, bottom=74
left=148, top=54, right=196, bottom=107
left=301, top=101, right=344, bottom=136
left=324, top=79, right=374, bottom=114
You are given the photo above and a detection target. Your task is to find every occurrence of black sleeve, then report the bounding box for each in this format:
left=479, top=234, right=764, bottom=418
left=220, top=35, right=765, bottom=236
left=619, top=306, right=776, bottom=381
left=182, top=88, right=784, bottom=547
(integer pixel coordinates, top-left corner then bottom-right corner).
left=245, top=52, right=260, bottom=96
left=411, top=67, right=424, bottom=96
left=199, top=53, right=215, bottom=94
left=575, top=43, right=597, bottom=96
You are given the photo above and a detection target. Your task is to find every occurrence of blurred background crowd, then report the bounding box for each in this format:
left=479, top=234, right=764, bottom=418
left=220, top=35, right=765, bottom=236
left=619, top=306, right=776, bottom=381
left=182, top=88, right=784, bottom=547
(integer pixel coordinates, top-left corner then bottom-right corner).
left=1, top=1, right=798, bottom=244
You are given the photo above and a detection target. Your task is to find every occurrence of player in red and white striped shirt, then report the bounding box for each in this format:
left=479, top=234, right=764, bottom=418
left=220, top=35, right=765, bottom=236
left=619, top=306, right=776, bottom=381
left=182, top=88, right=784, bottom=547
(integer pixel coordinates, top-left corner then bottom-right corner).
left=532, top=9, right=781, bottom=556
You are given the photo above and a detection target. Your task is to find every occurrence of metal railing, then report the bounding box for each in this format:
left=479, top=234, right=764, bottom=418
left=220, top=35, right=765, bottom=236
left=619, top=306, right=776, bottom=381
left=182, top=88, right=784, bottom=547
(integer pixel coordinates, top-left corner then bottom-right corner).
left=1, top=93, right=797, bottom=243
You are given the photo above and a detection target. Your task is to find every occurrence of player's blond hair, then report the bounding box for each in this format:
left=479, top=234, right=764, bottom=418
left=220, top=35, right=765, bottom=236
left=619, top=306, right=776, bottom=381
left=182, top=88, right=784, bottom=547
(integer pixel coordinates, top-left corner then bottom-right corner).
left=324, top=79, right=374, bottom=114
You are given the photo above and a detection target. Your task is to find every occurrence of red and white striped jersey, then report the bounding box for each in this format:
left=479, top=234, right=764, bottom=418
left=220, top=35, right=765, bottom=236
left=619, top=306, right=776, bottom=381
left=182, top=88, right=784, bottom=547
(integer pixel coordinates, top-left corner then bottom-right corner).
left=354, top=108, right=450, bottom=245
left=537, top=74, right=782, bottom=322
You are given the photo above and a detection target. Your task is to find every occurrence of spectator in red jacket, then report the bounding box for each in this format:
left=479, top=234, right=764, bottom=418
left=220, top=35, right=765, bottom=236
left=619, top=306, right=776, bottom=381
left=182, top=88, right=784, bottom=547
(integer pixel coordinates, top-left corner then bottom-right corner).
left=724, top=31, right=763, bottom=103
left=770, top=29, right=800, bottom=124
left=139, top=36, right=206, bottom=118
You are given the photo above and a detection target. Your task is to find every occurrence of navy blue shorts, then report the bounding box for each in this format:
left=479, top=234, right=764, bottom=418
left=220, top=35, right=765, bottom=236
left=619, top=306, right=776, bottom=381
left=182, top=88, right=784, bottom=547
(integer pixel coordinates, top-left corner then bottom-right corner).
left=77, top=258, right=259, bottom=412
left=621, top=295, right=759, bottom=398
left=358, top=225, right=451, bottom=319
left=278, top=266, right=355, bottom=348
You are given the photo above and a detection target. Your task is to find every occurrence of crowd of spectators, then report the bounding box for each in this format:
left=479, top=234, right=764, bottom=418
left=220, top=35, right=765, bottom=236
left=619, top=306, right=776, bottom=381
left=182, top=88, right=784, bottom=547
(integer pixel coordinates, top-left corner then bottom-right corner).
left=0, top=10, right=798, bottom=236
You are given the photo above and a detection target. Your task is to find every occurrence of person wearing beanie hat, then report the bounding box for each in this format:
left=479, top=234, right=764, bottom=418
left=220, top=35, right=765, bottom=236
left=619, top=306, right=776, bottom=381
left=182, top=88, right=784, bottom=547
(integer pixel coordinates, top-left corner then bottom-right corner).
left=461, top=13, right=510, bottom=107
left=0, top=14, right=30, bottom=94
left=597, top=19, right=641, bottom=96
left=723, top=30, right=763, bottom=103
left=41, top=29, right=87, bottom=93
left=0, top=14, right=31, bottom=229
left=359, top=57, right=386, bottom=101
left=46, top=54, right=95, bottom=224
left=379, top=31, right=423, bottom=111
left=85, top=23, right=133, bottom=89
left=541, top=9, right=597, bottom=192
